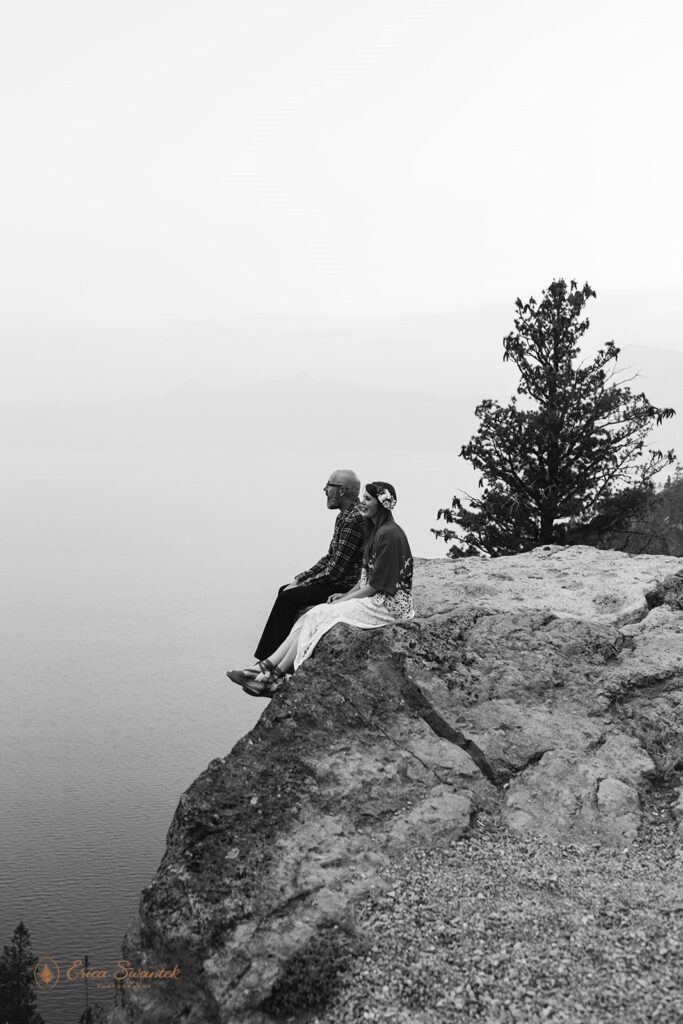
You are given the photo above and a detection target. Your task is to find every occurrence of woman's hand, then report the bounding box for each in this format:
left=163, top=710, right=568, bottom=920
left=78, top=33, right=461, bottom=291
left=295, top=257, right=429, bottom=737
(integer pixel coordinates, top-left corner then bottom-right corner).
left=328, top=584, right=376, bottom=604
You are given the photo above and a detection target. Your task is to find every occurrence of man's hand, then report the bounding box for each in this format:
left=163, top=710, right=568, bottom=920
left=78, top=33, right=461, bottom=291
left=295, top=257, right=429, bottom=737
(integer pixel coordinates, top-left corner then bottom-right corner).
left=283, top=581, right=300, bottom=591
left=327, top=592, right=345, bottom=603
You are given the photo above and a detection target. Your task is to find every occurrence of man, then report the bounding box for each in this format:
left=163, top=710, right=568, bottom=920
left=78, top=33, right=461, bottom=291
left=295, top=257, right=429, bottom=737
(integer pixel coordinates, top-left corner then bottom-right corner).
left=240, top=469, right=365, bottom=673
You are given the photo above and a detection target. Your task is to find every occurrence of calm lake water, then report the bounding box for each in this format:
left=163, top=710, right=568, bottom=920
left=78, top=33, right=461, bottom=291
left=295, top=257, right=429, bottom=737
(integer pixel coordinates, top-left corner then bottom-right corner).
left=0, top=448, right=452, bottom=1023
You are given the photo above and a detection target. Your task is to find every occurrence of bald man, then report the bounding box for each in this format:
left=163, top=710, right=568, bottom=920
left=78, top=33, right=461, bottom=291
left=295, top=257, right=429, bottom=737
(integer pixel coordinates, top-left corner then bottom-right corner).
left=252, top=469, right=365, bottom=660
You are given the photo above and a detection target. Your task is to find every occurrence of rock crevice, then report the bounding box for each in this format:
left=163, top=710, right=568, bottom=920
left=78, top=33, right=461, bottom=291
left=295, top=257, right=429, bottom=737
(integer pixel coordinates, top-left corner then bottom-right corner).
left=400, top=668, right=498, bottom=783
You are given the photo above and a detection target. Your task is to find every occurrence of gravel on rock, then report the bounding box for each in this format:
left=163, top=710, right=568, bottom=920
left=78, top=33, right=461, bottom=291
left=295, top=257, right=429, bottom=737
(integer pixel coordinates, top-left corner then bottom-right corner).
left=311, top=810, right=683, bottom=1024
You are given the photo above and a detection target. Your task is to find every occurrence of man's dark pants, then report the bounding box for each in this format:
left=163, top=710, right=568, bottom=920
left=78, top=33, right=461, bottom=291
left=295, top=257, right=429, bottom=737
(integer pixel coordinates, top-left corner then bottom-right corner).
left=254, top=580, right=343, bottom=660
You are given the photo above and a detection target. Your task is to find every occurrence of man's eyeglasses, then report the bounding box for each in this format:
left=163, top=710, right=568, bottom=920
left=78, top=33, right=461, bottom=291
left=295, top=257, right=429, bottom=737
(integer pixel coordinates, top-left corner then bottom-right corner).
left=323, top=482, right=345, bottom=491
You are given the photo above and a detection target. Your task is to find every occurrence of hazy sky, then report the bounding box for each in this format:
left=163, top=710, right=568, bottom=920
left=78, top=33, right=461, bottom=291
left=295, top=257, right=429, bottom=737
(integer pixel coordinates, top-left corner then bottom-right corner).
left=3, top=0, right=682, bottom=402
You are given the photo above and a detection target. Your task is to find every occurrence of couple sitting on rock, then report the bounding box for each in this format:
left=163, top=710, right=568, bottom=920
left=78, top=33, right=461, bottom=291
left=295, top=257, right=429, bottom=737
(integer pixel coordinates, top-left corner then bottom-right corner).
left=227, top=470, right=414, bottom=697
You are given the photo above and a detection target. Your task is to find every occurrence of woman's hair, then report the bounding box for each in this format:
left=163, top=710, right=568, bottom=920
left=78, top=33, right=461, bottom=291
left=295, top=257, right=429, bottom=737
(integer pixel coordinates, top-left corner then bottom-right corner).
left=363, top=480, right=397, bottom=556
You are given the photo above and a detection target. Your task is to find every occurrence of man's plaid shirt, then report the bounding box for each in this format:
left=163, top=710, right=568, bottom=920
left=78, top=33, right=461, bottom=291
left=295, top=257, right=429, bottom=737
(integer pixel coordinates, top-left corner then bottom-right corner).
left=295, top=501, right=364, bottom=590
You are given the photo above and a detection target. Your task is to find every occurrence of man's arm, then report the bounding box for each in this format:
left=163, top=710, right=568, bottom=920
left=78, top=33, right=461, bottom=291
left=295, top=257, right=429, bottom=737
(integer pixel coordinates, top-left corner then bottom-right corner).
left=293, top=537, right=335, bottom=586
left=303, top=514, right=364, bottom=585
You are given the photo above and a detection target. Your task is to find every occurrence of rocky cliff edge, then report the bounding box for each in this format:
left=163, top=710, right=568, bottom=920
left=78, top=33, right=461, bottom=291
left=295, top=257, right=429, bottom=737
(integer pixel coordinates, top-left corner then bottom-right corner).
left=112, top=545, right=683, bottom=1023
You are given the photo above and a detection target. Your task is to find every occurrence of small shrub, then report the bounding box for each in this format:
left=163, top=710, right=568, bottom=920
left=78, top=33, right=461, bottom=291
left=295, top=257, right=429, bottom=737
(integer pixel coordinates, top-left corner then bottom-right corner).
left=261, top=922, right=364, bottom=1017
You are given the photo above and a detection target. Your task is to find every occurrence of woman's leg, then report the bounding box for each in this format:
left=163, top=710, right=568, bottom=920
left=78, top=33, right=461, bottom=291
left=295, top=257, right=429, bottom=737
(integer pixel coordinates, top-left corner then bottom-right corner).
left=242, top=628, right=299, bottom=697
left=252, top=601, right=345, bottom=688
left=255, top=613, right=307, bottom=677
left=266, top=630, right=299, bottom=673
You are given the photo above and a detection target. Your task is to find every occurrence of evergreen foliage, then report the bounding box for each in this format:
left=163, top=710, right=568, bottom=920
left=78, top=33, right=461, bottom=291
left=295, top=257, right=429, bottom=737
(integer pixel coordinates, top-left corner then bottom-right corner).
left=571, top=468, right=683, bottom=555
left=435, top=280, right=676, bottom=556
left=0, top=923, right=45, bottom=1024
left=78, top=1004, right=108, bottom=1023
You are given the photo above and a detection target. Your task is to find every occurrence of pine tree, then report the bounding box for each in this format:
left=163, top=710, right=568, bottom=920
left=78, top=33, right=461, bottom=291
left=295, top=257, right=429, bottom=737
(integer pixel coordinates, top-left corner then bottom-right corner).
left=78, top=1004, right=108, bottom=1023
left=0, top=923, right=45, bottom=1024
left=434, top=280, right=676, bottom=556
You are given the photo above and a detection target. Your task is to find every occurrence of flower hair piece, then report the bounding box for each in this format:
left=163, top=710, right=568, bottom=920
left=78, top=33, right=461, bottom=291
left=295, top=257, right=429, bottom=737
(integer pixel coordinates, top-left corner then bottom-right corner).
left=377, top=487, right=397, bottom=510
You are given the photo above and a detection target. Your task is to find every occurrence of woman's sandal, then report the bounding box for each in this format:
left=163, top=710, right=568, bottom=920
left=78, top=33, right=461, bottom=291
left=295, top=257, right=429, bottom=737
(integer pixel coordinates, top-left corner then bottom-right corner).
left=242, top=666, right=286, bottom=698
left=226, top=659, right=276, bottom=687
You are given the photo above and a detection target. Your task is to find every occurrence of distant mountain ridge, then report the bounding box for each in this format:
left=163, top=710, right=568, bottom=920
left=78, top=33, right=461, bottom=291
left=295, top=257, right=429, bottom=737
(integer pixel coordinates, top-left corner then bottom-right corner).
left=0, top=377, right=483, bottom=454
left=2, top=343, right=680, bottom=461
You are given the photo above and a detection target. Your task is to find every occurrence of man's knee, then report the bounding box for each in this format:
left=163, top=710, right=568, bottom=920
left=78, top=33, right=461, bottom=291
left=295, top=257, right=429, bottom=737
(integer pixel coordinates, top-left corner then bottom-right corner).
left=275, top=585, right=310, bottom=611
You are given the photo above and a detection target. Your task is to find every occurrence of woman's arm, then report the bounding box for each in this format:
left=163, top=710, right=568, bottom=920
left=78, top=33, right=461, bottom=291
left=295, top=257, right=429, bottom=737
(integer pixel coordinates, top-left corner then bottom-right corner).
left=365, top=527, right=404, bottom=596
left=334, top=582, right=376, bottom=603
left=328, top=581, right=377, bottom=603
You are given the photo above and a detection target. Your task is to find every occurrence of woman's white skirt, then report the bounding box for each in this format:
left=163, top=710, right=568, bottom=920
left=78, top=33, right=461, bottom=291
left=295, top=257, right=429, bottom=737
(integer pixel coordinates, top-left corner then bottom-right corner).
left=292, top=596, right=412, bottom=671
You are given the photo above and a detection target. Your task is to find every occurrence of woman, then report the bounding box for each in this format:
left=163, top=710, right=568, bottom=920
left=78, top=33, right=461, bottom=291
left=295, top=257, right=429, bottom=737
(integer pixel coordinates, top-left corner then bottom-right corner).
left=228, top=481, right=414, bottom=697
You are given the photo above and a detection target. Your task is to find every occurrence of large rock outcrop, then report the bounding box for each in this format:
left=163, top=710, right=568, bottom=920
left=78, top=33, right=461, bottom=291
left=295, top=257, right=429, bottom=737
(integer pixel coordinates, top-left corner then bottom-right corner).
left=111, top=545, right=683, bottom=1024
